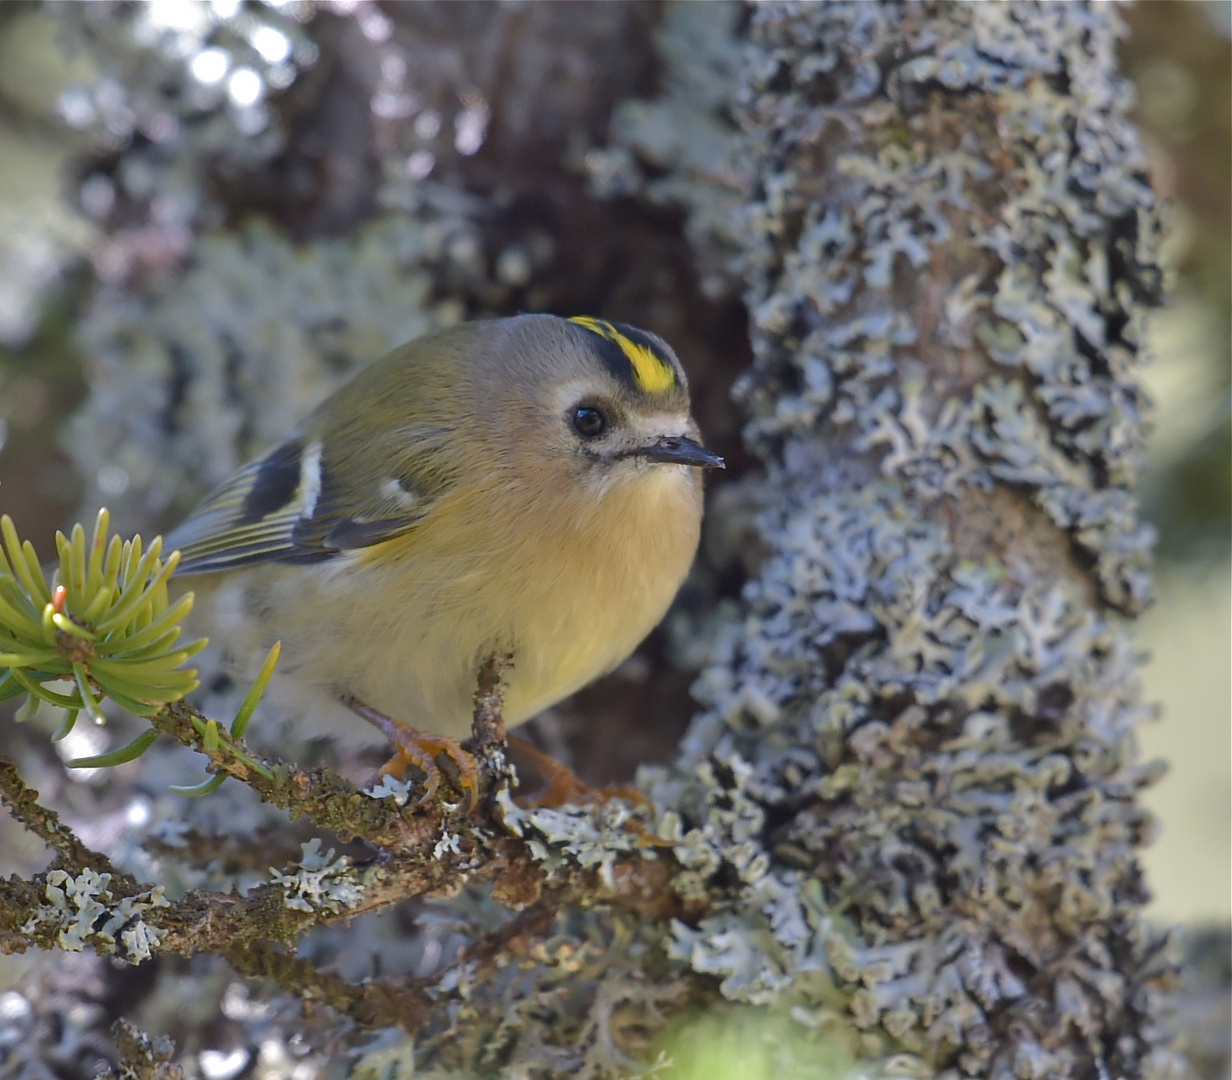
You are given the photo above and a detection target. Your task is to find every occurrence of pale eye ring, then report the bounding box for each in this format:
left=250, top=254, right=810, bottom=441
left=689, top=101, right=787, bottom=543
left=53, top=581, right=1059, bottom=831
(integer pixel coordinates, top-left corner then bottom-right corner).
left=571, top=405, right=606, bottom=438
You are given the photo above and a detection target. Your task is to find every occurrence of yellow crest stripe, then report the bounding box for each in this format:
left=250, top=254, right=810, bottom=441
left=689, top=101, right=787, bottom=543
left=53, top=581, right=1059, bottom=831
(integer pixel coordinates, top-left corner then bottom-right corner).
left=569, top=316, right=677, bottom=395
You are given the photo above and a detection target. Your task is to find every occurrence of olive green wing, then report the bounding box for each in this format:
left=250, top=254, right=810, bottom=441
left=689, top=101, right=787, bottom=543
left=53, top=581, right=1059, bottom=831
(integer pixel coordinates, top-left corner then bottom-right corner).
left=165, top=428, right=453, bottom=575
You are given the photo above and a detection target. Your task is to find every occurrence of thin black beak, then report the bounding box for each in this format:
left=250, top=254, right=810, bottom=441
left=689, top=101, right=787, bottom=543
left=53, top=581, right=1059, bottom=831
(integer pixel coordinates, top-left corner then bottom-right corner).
left=633, top=435, right=725, bottom=469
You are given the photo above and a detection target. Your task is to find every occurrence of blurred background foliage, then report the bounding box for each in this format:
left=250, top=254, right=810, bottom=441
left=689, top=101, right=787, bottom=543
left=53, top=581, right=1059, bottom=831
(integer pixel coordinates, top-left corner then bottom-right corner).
left=1115, top=0, right=1231, bottom=938
left=0, top=1, right=1226, bottom=1076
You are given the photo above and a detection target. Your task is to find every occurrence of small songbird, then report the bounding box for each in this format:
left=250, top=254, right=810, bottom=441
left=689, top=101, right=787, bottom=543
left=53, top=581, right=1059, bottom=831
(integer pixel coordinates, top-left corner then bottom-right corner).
left=166, top=314, right=723, bottom=801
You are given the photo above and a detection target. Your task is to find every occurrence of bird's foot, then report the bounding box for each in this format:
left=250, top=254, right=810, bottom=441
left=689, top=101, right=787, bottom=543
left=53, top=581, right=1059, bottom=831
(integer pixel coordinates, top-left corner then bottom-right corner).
left=379, top=729, right=480, bottom=809
left=344, top=694, right=480, bottom=809
left=508, top=734, right=653, bottom=812
left=509, top=736, right=668, bottom=849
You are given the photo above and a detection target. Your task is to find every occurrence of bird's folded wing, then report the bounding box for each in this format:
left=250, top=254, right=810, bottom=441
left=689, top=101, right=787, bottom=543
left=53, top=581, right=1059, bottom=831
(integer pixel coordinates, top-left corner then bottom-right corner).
left=165, top=433, right=445, bottom=574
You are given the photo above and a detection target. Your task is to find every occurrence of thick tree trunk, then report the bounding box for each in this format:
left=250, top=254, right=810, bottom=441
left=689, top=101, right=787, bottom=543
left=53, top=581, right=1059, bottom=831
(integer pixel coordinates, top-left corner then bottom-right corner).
left=670, top=3, right=1173, bottom=1076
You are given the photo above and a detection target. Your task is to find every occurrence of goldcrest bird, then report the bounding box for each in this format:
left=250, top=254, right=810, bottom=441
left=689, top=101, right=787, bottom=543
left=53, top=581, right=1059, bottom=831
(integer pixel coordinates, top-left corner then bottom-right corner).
left=166, top=314, right=723, bottom=800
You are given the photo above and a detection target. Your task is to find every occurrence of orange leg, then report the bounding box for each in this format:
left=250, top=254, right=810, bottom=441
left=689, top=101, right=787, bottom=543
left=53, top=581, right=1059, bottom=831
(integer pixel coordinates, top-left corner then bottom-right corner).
left=343, top=695, right=480, bottom=808
left=508, top=734, right=648, bottom=810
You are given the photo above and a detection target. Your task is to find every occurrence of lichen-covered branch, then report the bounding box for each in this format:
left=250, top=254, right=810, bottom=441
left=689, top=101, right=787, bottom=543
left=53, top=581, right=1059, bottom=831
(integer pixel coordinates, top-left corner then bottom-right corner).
left=1, top=673, right=697, bottom=1037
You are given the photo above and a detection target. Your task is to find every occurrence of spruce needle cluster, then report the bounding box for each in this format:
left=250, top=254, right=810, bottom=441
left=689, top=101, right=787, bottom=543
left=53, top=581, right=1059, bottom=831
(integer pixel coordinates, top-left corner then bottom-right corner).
left=0, top=508, right=203, bottom=757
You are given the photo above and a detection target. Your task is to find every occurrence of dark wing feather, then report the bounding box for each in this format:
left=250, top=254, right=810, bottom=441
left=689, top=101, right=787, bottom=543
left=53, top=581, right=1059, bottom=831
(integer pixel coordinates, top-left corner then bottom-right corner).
left=165, top=439, right=322, bottom=573
left=166, top=430, right=447, bottom=575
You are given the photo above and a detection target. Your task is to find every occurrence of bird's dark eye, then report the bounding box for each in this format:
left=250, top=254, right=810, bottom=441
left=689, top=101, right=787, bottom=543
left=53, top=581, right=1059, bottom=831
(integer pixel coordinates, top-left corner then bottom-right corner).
left=571, top=405, right=606, bottom=438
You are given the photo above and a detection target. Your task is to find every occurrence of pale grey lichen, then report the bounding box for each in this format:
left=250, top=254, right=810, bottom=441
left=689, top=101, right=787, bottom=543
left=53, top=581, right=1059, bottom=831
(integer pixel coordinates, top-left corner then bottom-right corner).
left=268, top=838, right=367, bottom=915
left=23, top=869, right=168, bottom=963
left=431, top=831, right=462, bottom=861
left=411, top=912, right=697, bottom=1080
left=364, top=773, right=416, bottom=808
left=653, top=3, right=1177, bottom=1078
left=496, top=788, right=650, bottom=887
left=731, top=2, right=1161, bottom=615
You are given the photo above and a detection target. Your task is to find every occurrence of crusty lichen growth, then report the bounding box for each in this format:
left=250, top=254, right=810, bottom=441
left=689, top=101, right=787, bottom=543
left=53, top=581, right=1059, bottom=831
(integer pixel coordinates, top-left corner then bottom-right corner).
left=657, top=3, right=1178, bottom=1078
left=267, top=838, right=369, bottom=914
left=21, top=868, right=169, bottom=962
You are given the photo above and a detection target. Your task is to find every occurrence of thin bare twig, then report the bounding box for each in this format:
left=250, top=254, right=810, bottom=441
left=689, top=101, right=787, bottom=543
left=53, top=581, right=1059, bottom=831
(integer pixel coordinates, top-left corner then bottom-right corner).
left=469, top=651, right=513, bottom=794
left=0, top=759, right=133, bottom=882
